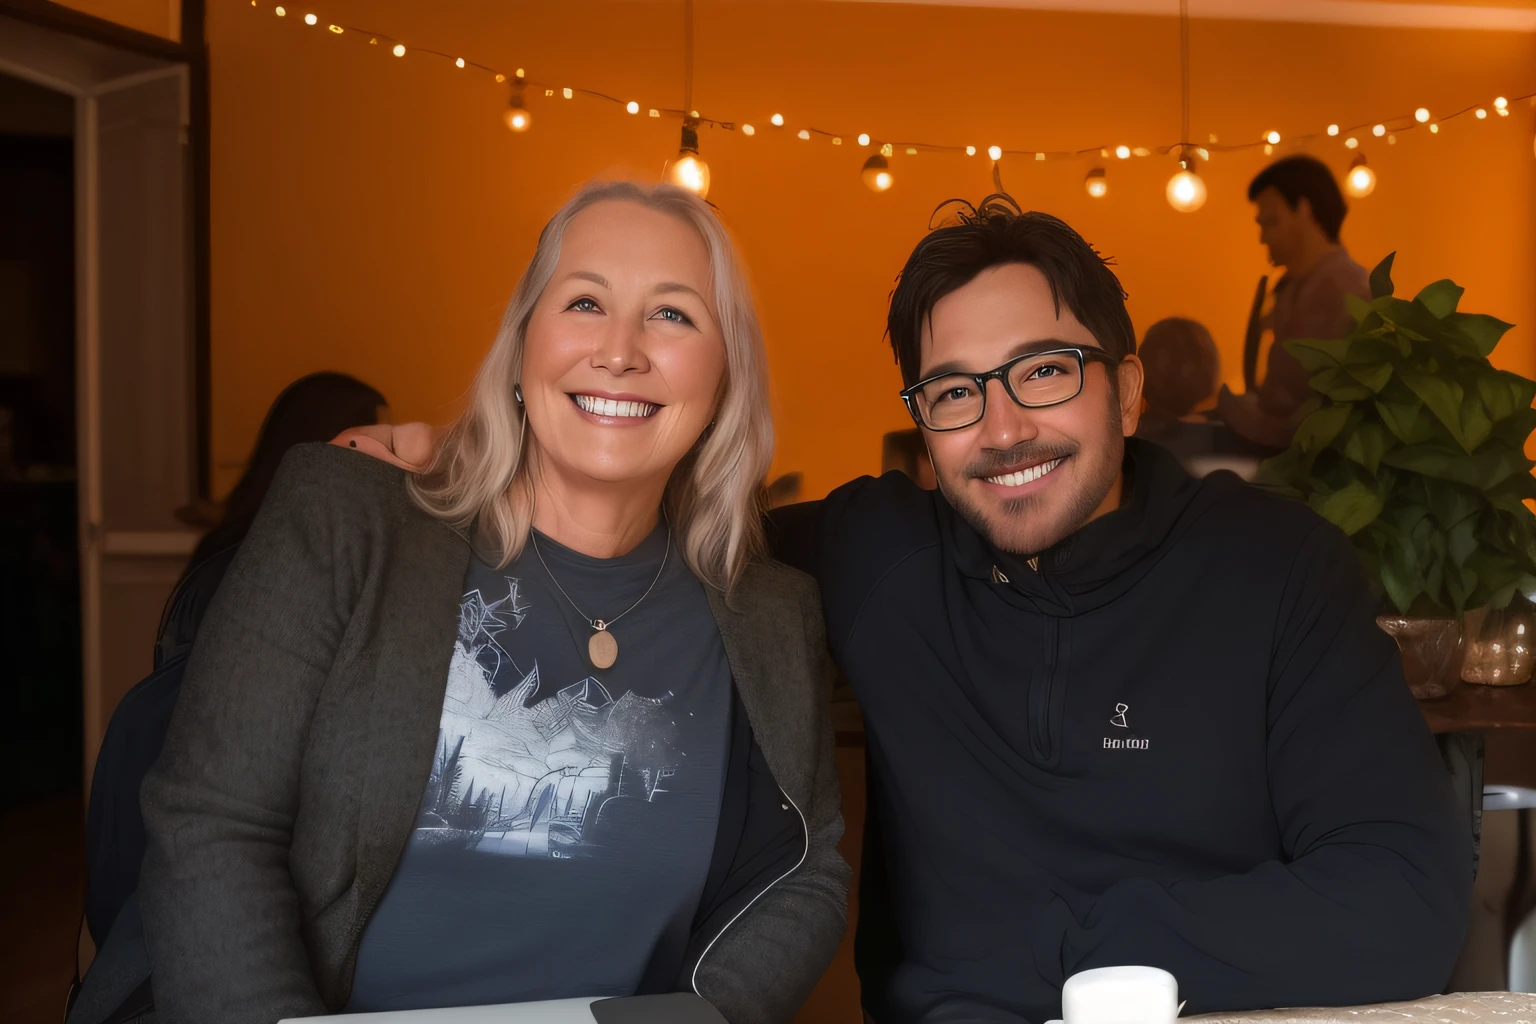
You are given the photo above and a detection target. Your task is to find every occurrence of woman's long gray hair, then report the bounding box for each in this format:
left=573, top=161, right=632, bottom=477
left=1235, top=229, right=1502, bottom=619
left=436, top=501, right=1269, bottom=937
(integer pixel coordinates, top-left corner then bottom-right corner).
left=408, top=180, right=774, bottom=593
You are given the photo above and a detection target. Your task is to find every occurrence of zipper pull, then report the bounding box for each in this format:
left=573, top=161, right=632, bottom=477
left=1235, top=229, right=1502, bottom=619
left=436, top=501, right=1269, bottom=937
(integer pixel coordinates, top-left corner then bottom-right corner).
left=991, top=565, right=1010, bottom=584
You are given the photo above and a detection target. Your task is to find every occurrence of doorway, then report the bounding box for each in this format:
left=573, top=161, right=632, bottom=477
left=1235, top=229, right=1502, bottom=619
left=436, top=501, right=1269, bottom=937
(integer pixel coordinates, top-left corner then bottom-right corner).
left=0, top=6, right=203, bottom=1016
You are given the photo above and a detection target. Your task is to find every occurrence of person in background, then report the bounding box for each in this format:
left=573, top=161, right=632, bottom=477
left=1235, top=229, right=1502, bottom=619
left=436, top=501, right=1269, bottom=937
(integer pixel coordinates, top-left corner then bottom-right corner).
left=122, top=180, right=845, bottom=1024
left=1217, top=155, right=1371, bottom=449
left=1133, top=317, right=1221, bottom=460
left=155, top=372, right=390, bottom=665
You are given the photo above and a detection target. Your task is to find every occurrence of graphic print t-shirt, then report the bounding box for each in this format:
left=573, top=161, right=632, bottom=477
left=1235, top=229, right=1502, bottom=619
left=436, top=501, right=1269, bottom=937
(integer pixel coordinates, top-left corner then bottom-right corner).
left=348, top=524, right=732, bottom=1012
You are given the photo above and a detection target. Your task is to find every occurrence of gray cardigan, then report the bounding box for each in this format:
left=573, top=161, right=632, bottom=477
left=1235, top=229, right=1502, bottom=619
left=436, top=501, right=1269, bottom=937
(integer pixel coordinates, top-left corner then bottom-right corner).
left=136, top=444, right=849, bottom=1024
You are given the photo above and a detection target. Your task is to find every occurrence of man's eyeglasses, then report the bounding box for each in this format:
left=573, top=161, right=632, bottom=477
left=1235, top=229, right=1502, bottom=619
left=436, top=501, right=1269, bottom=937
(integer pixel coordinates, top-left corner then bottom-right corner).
left=899, top=346, right=1121, bottom=432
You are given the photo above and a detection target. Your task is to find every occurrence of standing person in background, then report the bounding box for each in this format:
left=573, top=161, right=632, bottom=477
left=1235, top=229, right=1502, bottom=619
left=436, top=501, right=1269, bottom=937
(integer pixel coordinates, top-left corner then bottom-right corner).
left=1217, top=155, right=1371, bottom=449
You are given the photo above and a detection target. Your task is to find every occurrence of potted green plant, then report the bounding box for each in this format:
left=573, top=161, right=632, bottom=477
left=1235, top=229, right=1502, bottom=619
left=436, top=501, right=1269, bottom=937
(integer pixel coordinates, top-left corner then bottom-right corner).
left=1257, top=253, right=1536, bottom=698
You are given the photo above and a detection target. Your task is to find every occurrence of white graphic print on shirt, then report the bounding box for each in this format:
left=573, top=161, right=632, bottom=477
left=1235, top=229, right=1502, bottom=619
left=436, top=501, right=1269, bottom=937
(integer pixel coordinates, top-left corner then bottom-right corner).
left=414, top=576, right=686, bottom=860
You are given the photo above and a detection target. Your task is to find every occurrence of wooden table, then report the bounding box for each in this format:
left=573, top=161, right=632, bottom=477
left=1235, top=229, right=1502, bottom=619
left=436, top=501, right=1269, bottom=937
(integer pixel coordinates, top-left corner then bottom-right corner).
left=1421, top=682, right=1536, bottom=733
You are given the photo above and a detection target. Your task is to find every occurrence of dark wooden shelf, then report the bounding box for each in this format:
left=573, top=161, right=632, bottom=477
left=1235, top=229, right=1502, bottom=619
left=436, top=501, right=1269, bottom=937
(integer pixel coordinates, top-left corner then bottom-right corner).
left=1421, top=681, right=1536, bottom=734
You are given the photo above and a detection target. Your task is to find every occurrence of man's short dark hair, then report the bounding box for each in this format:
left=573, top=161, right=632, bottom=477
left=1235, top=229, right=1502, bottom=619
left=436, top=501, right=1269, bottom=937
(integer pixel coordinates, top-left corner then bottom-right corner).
left=886, top=195, right=1135, bottom=389
left=1247, top=155, right=1347, bottom=243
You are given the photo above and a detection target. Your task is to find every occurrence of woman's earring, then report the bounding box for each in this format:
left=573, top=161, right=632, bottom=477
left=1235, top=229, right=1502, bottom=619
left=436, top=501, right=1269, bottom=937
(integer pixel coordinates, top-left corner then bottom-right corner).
left=513, top=383, right=524, bottom=405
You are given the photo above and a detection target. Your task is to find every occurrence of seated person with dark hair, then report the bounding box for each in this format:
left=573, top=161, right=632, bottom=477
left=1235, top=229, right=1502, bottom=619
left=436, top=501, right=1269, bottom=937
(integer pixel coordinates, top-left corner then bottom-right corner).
left=1218, top=155, right=1370, bottom=448
left=1133, top=317, right=1220, bottom=460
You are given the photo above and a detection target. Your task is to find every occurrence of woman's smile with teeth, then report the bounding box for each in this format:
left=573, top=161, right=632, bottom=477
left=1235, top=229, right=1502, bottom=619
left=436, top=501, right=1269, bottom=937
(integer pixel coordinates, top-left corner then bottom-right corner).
left=572, top=394, right=660, bottom=419
left=985, top=458, right=1063, bottom=487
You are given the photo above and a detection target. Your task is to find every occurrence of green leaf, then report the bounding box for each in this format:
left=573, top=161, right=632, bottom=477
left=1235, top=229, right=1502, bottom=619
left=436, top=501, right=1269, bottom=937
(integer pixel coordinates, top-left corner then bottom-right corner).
left=1478, top=373, right=1522, bottom=423
left=1369, top=252, right=1396, bottom=300
left=1401, top=371, right=1468, bottom=450
left=1415, top=279, right=1465, bottom=319
left=1380, top=541, right=1423, bottom=613
left=1289, top=343, right=1343, bottom=374
left=1424, top=481, right=1480, bottom=529
left=1341, top=421, right=1394, bottom=475
left=1310, top=368, right=1375, bottom=402
left=1461, top=399, right=1494, bottom=451
left=1448, top=312, right=1515, bottom=358
left=1375, top=398, right=1422, bottom=445
left=1287, top=336, right=1352, bottom=367
left=1346, top=292, right=1374, bottom=325
left=1448, top=516, right=1480, bottom=567
left=1346, top=361, right=1394, bottom=393
left=1319, top=479, right=1385, bottom=535
left=1385, top=444, right=1529, bottom=490
left=1293, top=403, right=1353, bottom=453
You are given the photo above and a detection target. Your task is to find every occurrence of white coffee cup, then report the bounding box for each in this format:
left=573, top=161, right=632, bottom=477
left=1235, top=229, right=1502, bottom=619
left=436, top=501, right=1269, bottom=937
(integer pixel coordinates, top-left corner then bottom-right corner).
left=1051, top=965, right=1180, bottom=1024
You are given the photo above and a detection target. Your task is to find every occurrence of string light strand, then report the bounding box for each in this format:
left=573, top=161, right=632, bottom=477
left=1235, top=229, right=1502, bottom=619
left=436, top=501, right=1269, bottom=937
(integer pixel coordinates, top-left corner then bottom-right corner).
left=251, top=4, right=1535, bottom=169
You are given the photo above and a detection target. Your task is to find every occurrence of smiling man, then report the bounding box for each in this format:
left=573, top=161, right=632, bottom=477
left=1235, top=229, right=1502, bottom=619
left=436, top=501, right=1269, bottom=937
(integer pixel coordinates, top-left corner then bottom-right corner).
left=769, top=198, right=1469, bottom=1024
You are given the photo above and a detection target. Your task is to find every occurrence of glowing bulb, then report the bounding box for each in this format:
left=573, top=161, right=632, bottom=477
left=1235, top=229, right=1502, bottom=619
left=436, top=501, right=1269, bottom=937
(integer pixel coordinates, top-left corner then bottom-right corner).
left=857, top=133, right=870, bottom=147
left=799, top=129, right=811, bottom=140
left=988, top=145, right=1002, bottom=160
left=563, top=88, right=572, bottom=99
left=328, top=24, right=342, bottom=33
left=1264, top=144, right=1274, bottom=155
left=274, top=5, right=285, bottom=14
left=1265, top=130, right=1280, bottom=144
left=1345, top=154, right=1375, bottom=197
left=742, top=124, right=755, bottom=136
left=1429, top=123, right=1439, bottom=134
left=626, top=101, right=639, bottom=114
left=771, top=113, right=784, bottom=127
left=862, top=154, right=893, bottom=193
left=1476, top=108, right=1488, bottom=119
left=1327, top=124, right=1339, bottom=136
left=907, top=147, right=918, bottom=155
left=1495, top=96, right=1509, bottom=110
left=1414, top=107, right=1430, bottom=123
left=1372, top=123, right=1386, bottom=137
left=1132, top=147, right=1150, bottom=157
left=1345, top=137, right=1358, bottom=149
left=880, top=143, right=893, bottom=157
left=455, top=57, right=465, bottom=68
left=1499, top=106, right=1510, bottom=117
left=649, top=109, right=660, bottom=117
left=1166, top=158, right=1207, bottom=213
left=1085, top=168, right=1107, bottom=198
left=495, top=74, right=505, bottom=83
left=1115, top=145, right=1131, bottom=159
left=504, top=104, right=531, bottom=132
left=516, top=68, right=524, bottom=77
left=832, top=137, right=842, bottom=145
left=1196, top=147, right=1210, bottom=161
left=304, top=12, right=317, bottom=25
left=665, top=153, right=710, bottom=198
left=966, top=145, right=976, bottom=156
left=392, top=43, right=405, bottom=57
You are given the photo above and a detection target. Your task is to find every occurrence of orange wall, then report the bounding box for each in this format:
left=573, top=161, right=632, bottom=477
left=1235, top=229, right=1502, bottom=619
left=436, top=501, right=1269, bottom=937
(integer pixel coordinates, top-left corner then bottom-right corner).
left=203, top=0, right=1536, bottom=498
left=51, top=0, right=179, bottom=40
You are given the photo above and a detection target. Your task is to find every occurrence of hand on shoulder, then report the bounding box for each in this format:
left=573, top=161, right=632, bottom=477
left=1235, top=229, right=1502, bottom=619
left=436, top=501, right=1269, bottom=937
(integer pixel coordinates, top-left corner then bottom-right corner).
left=330, top=422, right=436, bottom=471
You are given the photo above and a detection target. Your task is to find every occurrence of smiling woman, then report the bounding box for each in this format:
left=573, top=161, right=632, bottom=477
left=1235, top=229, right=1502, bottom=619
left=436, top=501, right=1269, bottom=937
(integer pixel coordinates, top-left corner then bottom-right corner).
left=75, top=179, right=851, bottom=1024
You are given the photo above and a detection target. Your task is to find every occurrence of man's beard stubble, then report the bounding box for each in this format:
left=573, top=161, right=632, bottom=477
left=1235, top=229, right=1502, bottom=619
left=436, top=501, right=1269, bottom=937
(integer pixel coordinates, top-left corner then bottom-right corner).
left=940, top=391, right=1126, bottom=558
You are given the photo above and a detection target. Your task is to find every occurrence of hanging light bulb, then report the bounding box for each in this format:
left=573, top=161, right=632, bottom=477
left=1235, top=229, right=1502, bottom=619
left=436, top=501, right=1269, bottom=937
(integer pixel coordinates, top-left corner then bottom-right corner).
left=664, top=117, right=710, bottom=198
left=1344, top=153, right=1376, bottom=197
left=503, top=76, right=532, bottom=132
left=1165, top=152, right=1207, bottom=213
left=1084, top=167, right=1108, bottom=198
left=861, top=154, right=893, bottom=192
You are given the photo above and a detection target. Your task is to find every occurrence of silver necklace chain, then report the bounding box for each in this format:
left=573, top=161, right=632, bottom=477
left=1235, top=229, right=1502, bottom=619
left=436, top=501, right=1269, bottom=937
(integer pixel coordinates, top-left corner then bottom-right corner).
left=529, top=527, right=672, bottom=632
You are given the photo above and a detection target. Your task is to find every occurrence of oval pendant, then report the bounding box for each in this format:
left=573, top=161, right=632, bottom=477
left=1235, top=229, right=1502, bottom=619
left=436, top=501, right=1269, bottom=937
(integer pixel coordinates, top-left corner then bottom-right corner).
left=588, top=629, right=618, bottom=670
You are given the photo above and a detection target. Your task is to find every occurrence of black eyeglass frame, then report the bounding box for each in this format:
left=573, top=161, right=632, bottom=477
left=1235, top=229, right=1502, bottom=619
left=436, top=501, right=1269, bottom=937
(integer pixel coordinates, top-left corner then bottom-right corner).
left=899, top=346, right=1121, bottom=432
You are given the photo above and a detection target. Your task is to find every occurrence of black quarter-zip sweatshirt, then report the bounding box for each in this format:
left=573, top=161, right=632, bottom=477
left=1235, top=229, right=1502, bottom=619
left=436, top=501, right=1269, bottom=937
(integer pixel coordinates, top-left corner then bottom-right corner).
left=770, top=439, right=1470, bottom=1024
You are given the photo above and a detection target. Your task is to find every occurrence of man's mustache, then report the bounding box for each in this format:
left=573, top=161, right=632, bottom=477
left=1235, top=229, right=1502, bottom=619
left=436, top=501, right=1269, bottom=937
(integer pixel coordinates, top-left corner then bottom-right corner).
left=964, top=440, right=1078, bottom=479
